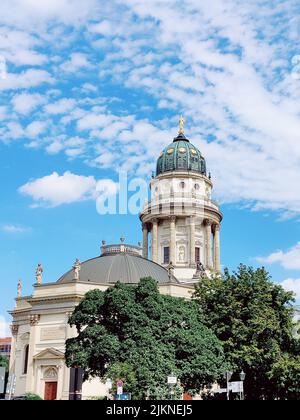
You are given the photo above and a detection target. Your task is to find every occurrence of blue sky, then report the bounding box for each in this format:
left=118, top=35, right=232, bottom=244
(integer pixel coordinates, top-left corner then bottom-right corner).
left=1, top=0, right=300, bottom=335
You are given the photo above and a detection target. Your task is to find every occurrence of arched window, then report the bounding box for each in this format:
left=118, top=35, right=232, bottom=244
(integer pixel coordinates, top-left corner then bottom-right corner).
left=23, top=344, right=29, bottom=375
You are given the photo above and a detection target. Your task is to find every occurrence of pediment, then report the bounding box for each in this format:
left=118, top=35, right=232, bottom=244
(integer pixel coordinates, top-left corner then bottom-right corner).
left=33, top=347, right=64, bottom=360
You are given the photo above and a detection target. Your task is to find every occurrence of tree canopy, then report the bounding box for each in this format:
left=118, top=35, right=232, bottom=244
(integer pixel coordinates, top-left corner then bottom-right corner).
left=65, top=277, right=227, bottom=399
left=0, top=355, right=9, bottom=372
left=194, top=264, right=300, bottom=400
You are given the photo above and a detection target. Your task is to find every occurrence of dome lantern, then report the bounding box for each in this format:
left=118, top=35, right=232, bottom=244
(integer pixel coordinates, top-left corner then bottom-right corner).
left=156, top=118, right=206, bottom=176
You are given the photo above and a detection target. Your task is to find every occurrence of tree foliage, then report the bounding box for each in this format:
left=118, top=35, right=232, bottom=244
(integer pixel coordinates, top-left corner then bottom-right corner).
left=194, top=264, right=300, bottom=399
left=65, top=277, right=227, bottom=399
left=0, top=355, right=9, bottom=372
left=24, top=393, right=43, bottom=400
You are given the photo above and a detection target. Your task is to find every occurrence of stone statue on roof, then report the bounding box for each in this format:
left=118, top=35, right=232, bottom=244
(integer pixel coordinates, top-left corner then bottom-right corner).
left=35, top=264, right=43, bottom=284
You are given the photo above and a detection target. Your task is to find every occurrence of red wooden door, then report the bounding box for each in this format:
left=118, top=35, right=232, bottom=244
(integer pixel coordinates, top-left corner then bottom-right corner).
left=44, top=382, right=57, bottom=400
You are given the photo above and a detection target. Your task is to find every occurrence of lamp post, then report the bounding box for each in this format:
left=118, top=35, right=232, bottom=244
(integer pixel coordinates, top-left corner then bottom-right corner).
left=239, top=370, right=246, bottom=400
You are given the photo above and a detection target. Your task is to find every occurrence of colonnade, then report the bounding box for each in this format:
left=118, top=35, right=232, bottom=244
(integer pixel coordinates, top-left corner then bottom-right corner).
left=142, top=216, right=221, bottom=273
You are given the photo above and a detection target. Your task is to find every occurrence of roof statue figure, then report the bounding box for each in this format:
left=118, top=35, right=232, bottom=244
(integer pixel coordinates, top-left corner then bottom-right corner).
left=179, top=115, right=185, bottom=134
left=35, top=264, right=43, bottom=285
left=167, top=261, right=175, bottom=279
left=73, top=258, right=81, bottom=280
left=17, top=279, right=22, bottom=298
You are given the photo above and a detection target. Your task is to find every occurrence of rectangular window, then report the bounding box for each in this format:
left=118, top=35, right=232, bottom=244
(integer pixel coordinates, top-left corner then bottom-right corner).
left=195, top=247, right=200, bottom=263
left=163, top=247, right=170, bottom=264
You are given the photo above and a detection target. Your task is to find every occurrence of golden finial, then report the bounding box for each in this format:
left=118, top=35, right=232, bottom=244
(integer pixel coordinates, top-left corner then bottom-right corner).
left=179, top=115, right=185, bottom=134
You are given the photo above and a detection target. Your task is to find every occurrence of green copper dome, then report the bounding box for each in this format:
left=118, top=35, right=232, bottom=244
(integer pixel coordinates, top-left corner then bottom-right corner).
left=156, top=133, right=206, bottom=176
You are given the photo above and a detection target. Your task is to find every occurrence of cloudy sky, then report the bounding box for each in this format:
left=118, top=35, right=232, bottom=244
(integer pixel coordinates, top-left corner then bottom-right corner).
left=1, top=0, right=300, bottom=335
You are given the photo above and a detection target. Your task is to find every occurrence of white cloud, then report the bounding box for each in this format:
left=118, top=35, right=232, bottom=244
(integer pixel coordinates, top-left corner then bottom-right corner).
left=257, top=242, right=300, bottom=270
left=19, top=171, right=97, bottom=207
left=0, top=0, right=99, bottom=28
left=46, top=141, right=63, bottom=155
left=44, top=98, right=76, bottom=115
left=81, top=83, right=98, bottom=93
left=93, top=151, right=115, bottom=168
left=12, top=92, right=45, bottom=115
left=65, top=148, right=84, bottom=158
left=19, top=171, right=120, bottom=207
left=26, top=120, right=47, bottom=137
left=1, top=224, right=30, bottom=234
left=77, top=113, right=114, bottom=131
left=3, top=121, right=24, bottom=141
left=0, top=69, right=53, bottom=91
left=280, top=278, right=300, bottom=300
left=0, top=316, right=11, bottom=338
left=60, top=53, right=93, bottom=73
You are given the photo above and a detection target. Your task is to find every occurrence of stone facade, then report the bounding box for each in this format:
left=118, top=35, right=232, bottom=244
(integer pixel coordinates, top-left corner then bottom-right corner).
left=9, top=279, right=193, bottom=400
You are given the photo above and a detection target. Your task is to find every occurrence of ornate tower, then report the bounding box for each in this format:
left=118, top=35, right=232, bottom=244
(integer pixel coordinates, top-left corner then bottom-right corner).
left=140, top=117, right=222, bottom=281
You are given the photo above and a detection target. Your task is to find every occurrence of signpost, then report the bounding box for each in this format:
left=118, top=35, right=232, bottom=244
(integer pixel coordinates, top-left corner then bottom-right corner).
left=229, top=381, right=243, bottom=393
left=167, top=375, right=177, bottom=385
left=167, top=374, right=177, bottom=400
left=215, top=381, right=244, bottom=399
left=214, top=388, right=227, bottom=394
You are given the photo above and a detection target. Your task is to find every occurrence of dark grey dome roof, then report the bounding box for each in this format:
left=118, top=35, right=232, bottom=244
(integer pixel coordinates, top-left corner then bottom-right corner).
left=57, top=253, right=178, bottom=285
left=156, top=133, right=206, bottom=176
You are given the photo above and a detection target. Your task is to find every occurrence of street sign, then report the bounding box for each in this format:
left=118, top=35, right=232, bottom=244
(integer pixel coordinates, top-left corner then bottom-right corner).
left=229, top=381, right=243, bottom=393
left=167, top=376, right=177, bottom=385
left=214, top=388, right=227, bottom=393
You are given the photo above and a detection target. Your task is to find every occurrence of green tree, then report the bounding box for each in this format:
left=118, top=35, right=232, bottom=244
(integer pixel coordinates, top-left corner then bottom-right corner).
left=269, top=354, right=300, bottom=400
left=194, top=264, right=300, bottom=399
left=66, top=277, right=227, bottom=399
left=0, top=355, right=9, bottom=372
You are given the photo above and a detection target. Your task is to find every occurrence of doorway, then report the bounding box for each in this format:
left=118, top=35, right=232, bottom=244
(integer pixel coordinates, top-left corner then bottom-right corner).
left=44, top=381, right=57, bottom=400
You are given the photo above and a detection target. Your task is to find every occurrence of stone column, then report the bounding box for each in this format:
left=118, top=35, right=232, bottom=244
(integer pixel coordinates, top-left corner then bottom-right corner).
left=9, top=325, right=18, bottom=373
left=142, top=223, right=148, bottom=259
left=170, top=216, right=176, bottom=264
left=214, top=224, right=221, bottom=273
left=189, top=216, right=196, bottom=267
left=62, top=312, right=77, bottom=400
left=25, top=314, right=40, bottom=393
left=205, top=220, right=213, bottom=270
left=152, top=219, right=158, bottom=263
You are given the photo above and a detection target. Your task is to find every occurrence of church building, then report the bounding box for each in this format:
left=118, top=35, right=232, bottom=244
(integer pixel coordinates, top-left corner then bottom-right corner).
left=8, top=118, right=223, bottom=400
